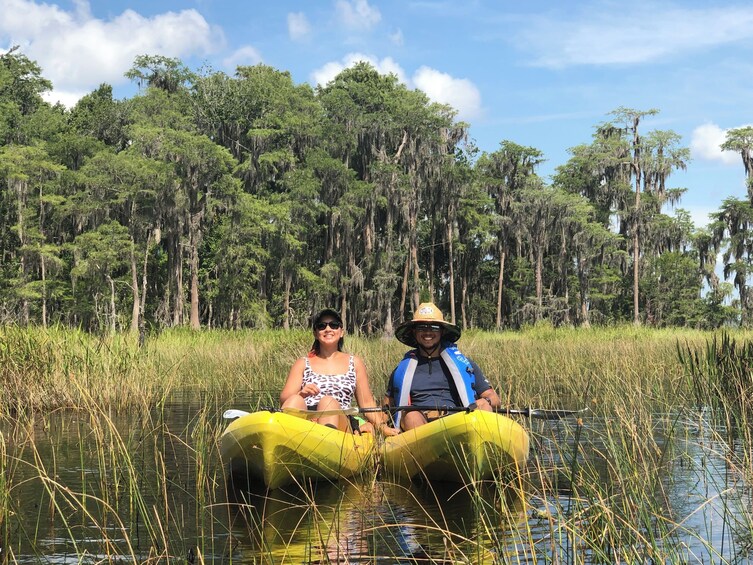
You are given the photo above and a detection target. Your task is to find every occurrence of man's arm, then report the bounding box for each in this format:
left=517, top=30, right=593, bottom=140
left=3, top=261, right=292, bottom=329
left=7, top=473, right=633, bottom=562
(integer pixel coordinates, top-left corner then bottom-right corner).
left=471, top=359, right=500, bottom=410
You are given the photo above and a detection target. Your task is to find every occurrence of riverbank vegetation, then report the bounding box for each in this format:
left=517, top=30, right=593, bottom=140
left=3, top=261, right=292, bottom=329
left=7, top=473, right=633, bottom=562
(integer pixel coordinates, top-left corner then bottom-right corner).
left=3, top=48, right=753, bottom=336
left=1, top=326, right=752, bottom=562
left=0, top=324, right=712, bottom=416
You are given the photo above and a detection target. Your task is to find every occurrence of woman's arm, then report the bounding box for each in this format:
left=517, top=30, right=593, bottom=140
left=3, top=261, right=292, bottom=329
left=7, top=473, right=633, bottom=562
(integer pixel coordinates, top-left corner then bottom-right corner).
left=353, top=356, right=398, bottom=435
left=279, top=357, right=307, bottom=405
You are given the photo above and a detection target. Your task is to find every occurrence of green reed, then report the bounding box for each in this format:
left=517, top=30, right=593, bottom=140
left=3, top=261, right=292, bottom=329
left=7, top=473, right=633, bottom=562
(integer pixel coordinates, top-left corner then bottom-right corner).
left=1, top=325, right=752, bottom=562
left=0, top=323, right=710, bottom=417
left=678, top=331, right=753, bottom=428
left=482, top=369, right=752, bottom=563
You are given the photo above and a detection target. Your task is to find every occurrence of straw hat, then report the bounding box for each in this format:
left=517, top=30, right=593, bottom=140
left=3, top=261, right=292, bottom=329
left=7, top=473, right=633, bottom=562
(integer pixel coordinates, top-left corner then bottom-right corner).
left=394, top=302, right=461, bottom=347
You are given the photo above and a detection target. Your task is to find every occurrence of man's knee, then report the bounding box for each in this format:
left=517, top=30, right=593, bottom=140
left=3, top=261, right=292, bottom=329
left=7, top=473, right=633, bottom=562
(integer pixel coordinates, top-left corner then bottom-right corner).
left=401, top=410, right=427, bottom=430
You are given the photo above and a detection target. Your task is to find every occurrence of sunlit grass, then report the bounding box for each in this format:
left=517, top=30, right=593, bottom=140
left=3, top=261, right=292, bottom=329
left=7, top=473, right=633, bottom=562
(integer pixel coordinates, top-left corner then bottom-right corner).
left=0, top=325, right=752, bottom=562
left=0, top=323, right=722, bottom=417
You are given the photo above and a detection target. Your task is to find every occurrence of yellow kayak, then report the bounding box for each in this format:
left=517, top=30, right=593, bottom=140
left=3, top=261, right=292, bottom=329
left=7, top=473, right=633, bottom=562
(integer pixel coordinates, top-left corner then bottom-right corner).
left=382, top=410, right=530, bottom=483
left=220, top=410, right=375, bottom=490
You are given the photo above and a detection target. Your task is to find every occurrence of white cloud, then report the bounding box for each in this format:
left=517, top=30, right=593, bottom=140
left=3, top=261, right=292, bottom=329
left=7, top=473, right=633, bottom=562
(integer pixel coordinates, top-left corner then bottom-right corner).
left=223, top=46, right=263, bottom=71
left=287, top=12, right=310, bottom=41
left=335, top=0, right=381, bottom=31
left=389, top=28, right=404, bottom=47
left=518, top=4, right=753, bottom=68
left=311, top=61, right=350, bottom=87
left=311, top=55, right=482, bottom=122
left=691, top=123, right=744, bottom=166
left=311, top=53, right=407, bottom=86
left=413, top=66, right=482, bottom=121
left=0, top=0, right=223, bottom=104
left=42, top=89, right=88, bottom=108
left=682, top=205, right=717, bottom=230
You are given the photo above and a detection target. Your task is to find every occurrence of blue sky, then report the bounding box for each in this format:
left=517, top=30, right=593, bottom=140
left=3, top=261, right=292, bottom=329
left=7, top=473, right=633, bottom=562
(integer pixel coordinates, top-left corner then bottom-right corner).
left=2, top=0, right=753, bottom=230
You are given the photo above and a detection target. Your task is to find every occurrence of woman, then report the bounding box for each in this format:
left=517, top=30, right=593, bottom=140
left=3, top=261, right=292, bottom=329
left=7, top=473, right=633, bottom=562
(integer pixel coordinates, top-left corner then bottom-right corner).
left=280, top=308, right=397, bottom=435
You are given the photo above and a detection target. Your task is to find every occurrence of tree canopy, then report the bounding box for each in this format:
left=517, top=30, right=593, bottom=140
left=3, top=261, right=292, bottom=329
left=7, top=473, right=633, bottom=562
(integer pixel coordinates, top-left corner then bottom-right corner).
left=0, top=50, right=743, bottom=333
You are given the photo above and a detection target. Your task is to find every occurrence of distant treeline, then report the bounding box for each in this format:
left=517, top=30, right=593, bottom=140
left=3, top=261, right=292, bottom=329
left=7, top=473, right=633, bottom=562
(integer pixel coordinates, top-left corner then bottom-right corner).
left=2, top=49, right=753, bottom=333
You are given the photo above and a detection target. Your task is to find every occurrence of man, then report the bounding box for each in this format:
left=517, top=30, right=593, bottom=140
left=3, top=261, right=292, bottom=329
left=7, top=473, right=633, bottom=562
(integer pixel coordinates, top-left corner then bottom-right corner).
left=384, top=302, right=501, bottom=430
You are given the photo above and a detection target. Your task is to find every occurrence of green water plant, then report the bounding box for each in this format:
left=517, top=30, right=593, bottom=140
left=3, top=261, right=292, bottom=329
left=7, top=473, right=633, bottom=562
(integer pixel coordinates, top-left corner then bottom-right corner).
left=678, top=331, right=753, bottom=426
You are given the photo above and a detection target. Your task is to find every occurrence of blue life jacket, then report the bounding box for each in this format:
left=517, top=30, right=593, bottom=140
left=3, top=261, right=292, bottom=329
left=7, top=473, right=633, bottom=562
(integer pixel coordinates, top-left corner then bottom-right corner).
left=391, top=342, right=476, bottom=428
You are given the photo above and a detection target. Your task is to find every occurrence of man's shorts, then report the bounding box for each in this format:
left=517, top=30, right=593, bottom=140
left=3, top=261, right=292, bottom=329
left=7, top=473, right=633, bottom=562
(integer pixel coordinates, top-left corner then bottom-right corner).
left=399, top=409, right=448, bottom=430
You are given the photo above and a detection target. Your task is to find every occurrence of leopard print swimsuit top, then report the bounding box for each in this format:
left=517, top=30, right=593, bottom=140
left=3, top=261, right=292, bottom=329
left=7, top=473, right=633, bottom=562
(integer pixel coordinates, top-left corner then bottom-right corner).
left=302, top=355, right=357, bottom=409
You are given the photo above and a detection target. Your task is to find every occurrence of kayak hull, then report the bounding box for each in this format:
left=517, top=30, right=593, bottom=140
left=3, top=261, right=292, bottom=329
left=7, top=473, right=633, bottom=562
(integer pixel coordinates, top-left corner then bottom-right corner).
left=220, top=411, right=375, bottom=490
left=382, top=410, right=530, bottom=483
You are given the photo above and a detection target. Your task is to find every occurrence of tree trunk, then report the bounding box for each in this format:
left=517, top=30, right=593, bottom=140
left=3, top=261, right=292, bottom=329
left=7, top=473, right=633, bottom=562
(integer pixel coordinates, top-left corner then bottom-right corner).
left=384, top=301, right=393, bottom=337
left=632, top=117, right=642, bottom=326
left=461, top=263, right=468, bottom=329
left=326, top=213, right=335, bottom=261
left=140, top=229, right=153, bottom=324
left=40, top=254, right=47, bottom=329
left=38, top=183, right=47, bottom=328
left=130, top=239, right=140, bottom=334
left=632, top=222, right=640, bottom=325
left=742, top=284, right=750, bottom=327
left=408, top=197, right=420, bottom=311
left=429, top=219, right=436, bottom=302
left=166, top=231, right=182, bottom=327
left=189, top=212, right=201, bottom=330
left=411, top=239, right=420, bottom=311
left=283, top=271, right=291, bottom=330
left=340, top=290, right=348, bottom=333
left=15, top=180, right=29, bottom=325
left=176, top=245, right=185, bottom=326
left=399, top=250, right=409, bottom=321
left=189, top=246, right=200, bottom=330
left=577, top=252, right=591, bottom=328
left=364, top=201, right=374, bottom=255
left=560, top=225, right=570, bottom=326
left=447, top=221, right=456, bottom=324
left=535, top=249, right=543, bottom=311
left=107, top=274, right=116, bottom=333
left=496, top=244, right=506, bottom=330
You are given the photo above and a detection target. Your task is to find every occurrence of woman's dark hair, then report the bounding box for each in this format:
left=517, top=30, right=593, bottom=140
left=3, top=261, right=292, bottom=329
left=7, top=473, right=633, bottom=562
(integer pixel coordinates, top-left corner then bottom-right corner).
left=310, top=308, right=344, bottom=354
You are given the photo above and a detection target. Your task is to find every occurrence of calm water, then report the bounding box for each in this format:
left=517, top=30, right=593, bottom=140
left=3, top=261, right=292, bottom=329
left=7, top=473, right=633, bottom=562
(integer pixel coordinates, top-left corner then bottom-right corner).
left=1, top=399, right=751, bottom=564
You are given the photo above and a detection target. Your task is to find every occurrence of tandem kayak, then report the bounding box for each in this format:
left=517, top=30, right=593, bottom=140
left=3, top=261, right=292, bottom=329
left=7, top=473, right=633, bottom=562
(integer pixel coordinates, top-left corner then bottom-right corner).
left=220, top=410, right=375, bottom=490
left=382, top=410, right=530, bottom=483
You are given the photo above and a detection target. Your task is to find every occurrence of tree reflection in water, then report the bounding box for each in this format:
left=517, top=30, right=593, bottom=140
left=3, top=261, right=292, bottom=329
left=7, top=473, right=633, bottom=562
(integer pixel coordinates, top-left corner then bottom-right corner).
left=224, top=472, right=526, bottom=563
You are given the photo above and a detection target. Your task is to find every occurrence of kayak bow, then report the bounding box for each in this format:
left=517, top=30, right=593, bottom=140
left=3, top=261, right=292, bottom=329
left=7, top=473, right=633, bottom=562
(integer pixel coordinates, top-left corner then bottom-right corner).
left=220, top=410, right=375, bottom=489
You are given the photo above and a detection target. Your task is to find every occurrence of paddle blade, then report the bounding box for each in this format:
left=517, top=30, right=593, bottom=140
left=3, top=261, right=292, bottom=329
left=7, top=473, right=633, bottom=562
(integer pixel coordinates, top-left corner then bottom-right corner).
left=222, top=409, right=251, bottom=419
left=503, top=407, right=588, bottom=420
left=282, top=406, right=359, bottom=419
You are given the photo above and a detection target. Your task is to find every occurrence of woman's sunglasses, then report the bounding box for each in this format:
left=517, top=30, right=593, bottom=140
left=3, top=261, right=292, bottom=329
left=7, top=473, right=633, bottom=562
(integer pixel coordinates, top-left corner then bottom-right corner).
left=315, top=321, right=342, bottom=330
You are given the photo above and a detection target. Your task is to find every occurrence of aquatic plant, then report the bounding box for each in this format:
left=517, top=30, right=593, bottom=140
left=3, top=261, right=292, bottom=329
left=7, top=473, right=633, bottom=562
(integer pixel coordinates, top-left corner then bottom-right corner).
left=0, top=325, right=751, bottom=562
left=678, top=331, right=753, bottom=427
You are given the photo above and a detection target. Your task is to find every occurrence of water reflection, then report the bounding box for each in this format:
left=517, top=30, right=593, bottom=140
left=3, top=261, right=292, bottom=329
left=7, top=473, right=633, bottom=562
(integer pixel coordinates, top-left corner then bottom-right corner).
left=2, top=401, right=751, bottom=563
left=524, top=411, right=753, bottom=564
left=224, top=475, right=527, bottom=563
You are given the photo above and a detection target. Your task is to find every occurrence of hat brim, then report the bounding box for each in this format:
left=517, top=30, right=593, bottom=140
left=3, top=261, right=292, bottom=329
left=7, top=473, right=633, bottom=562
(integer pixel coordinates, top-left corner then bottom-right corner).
left=312, top=308, right=342, bottom=328
left=394, top=320, right=461, bottom=347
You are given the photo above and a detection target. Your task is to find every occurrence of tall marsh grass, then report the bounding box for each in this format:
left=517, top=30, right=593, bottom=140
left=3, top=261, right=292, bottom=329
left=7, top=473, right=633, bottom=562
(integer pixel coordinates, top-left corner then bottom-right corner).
left=1, top=323, right=712, bottom=417
left=678, top=331, right=753, bottom=509
left=678, top=331, right=753, bottom=426
left=1, top=325, right=752, bottom=562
